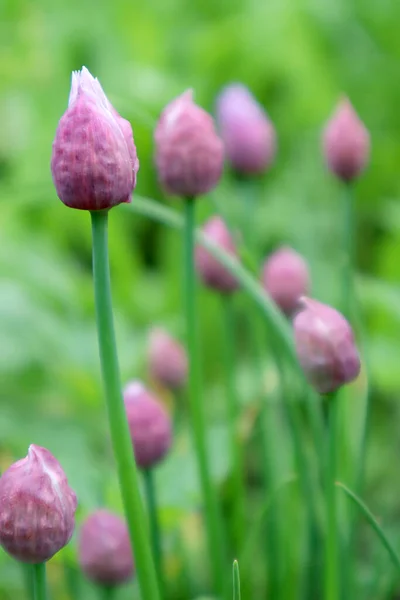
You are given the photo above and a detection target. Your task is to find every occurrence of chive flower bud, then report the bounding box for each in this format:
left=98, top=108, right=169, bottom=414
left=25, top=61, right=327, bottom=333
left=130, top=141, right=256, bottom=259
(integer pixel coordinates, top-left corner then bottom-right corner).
left=148, top=327, right=188, bottom=391
left=322, top=97, right=370, bottom=182
left=261, top=247, right=310, bottom=316
left=0, top=445, right=77, bottom=563
left=195, top=216, right=239, bottom=294
left=216, top=83, right=276, bottom=175
left=154, top=90, right=224, bottom=197
left=293, top=297, right=361, bottom=394
left=51, top=66, right=139, bottom=210
left=78, top=510, right=134, bottom=586
left=124, top=381, right=172, bottom=469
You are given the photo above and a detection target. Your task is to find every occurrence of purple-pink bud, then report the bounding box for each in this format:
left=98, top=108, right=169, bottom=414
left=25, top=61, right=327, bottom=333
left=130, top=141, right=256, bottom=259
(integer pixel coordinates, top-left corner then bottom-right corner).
left=78, top=510, right=134, bottom=586
left=154, top=90, right=224, bottom=198
left=216, top=84, right=276, bottom=176
left=195, top=216, right=239, bottom=294
left=148, top=328, right=188, bottom=391
left=51, top=66, right=139, bottom=210
left=0, top=445, right=77, bottom=563
left=261, top=247, right=310, bottom=316
left=322, top=98, right=370, bottom=182
left=124, top=381, right=172, bottom=469
left=293, top=297, right=361, bottom=394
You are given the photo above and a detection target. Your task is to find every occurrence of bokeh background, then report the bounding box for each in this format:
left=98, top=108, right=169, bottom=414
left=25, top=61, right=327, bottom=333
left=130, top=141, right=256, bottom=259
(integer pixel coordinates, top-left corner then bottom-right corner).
left=2, top=0, right=400, bottom=598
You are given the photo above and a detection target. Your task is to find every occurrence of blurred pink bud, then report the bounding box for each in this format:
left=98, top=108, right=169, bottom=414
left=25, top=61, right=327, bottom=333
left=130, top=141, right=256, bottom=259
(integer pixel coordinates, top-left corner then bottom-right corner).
left=0, top=445, right=77, bottom=563
left=293, top=297, right=361, bottom=394
left=154, top=90, right=224, bottom=197
left=51, top=66, right=139, bottom=210
left=195, top=216, right=239, bottom=294
left=261, top=247, right=310, bottom=316
left=217, top=84, right=276, bottom=175
left=124, top=381, right=172, bottom=469
left=148, top=328, right=187, bottom=390
left=79, top=510, right=134, bottom=586
left=322, top=98, right=370, bottom=181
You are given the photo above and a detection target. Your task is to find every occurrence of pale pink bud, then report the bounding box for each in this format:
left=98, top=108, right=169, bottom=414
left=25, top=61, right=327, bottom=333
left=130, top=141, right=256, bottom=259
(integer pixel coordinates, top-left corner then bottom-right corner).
left=148, top=328, right=187, bottom=390
left=124, top=381, right=172, bottom=469
left=322, top=98, right=370, bottom=181
left=78, top=510, right=134, bottom=586
left=154, top=90, right=224, bottom=197
left=51, top=66, right=139, bottom=210
left=293, top=297, right=361, bottom=394
left=261, top=247, right=310, bottom=316
left=0, top=445, right=77, bottom=563
left=195, top=216, right=239, bottom=294
left=217, top=84, right=276, bottom=175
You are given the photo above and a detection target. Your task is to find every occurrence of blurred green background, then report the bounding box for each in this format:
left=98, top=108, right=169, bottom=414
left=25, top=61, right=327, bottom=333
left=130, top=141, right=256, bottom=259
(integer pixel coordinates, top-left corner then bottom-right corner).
left=2, top=0, right=400, bottom=598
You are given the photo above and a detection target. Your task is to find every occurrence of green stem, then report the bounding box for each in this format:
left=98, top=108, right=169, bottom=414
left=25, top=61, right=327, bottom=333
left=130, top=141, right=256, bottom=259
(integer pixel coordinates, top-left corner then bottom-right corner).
left=221, top=295, right=246, bottom=552
left=100, top=586, right=115, bottom=600
left=183, top=198, right=227, bottom=599
left=233, top=560, right=241, bottom=600
left=342, top=183, right=355, bottom=321
left=325, top=393, right=339, bottom=600
left=337, top=482, right=400, bottom=573
left=143, top=469, right=164, bottom=595
left=32, top=563, right=47, bottom=600
left=90, top=210, right=160, bottom=600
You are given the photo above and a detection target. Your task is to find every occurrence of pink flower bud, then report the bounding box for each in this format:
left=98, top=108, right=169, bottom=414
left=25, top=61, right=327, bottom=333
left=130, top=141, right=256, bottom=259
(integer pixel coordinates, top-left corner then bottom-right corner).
left=322, top=98, right=370, bottom=182
left=78, top=510, right=134, bottom=586
left=261, top=247, right=310, bottom=316
left=154, top=90, right=224, bottom=198
left=195, top=216, right=239, bottom=294
left=0, top=445, right=77, bottom=563
left=124, top=381, right=172, bottom=469
left=51, top=66, right=139, bottom=210
left=217, top=84, right=276, bottom=175
left=293, top=297, right=361, bottom=394
left=148, top=328, right=187, bottom=390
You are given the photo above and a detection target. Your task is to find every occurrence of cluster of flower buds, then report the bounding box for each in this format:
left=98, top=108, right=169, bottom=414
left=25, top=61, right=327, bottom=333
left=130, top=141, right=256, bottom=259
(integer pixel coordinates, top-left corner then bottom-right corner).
left=195, top=216, right=239, bottom=294
left=79, top=509, right=134, bottom=586
left=217, top=84, right=276, bottom=176
left=148, top=327, right=187, bottom=391
left=0, top=445, right=77, bottom=563
left=124, top=381, right=172, bottom=469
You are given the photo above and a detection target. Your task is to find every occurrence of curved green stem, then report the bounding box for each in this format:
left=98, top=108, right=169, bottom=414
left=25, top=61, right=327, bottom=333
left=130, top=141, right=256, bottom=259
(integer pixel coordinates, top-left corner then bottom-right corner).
left=337, top=482, right=400, bottom=573
left=143, top=469, right=164, bottom=595
left=325, top=393, right=339, bottom=600
left=32, top=563, right=47, bottom=600
left=233, top=560, right=241, bottom=600
left=183, top=198, right=227, bottom=599
left=90, top=210, right=160, bottom=600
left=221, top=295, right=245, bottom=552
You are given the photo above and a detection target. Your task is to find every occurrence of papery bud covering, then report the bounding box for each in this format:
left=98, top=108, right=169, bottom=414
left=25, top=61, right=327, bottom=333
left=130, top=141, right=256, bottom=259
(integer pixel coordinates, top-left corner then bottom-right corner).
left=154, top=90, right=224, bottom=197
left=217, top=84, right=276, bottom=175
left=261, top=247, right=310, bottom=316
left=148, top=327, right=188, bottom=390
left=322, top=97, right=370, bottom=181
left=51, top=66, right=139, bottom=210
left=293, top=297, right=361, bottom=394
left=124, top=381, right=172, bottom=469
left=195, top=216, right=239, bottom=294
left=0, top=445, right=77, bottom=563
left=79, top=509, right=134, bottom=586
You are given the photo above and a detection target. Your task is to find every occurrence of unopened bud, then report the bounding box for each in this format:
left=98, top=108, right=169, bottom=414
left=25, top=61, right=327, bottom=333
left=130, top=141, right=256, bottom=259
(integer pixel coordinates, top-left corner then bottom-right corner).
left=124, top=381, right=172, bottom=469
left=0, top=445, right=77, bottom=563
left=293, top=297, right=361, bottom=394
left=79, top=510, right=134, bottom=586
left=154, top=90, right=224, bottom=198
left=195, top=216, right=239, bottom=294
left=216, top=84, right=276, bottom=175
left=148, top=328, right=187, bottom=390
left=261, top=247, right=310, bottom=316
left=322, top=98, right=370, bottom=181
left=51, top=66, right=139, bottom=210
